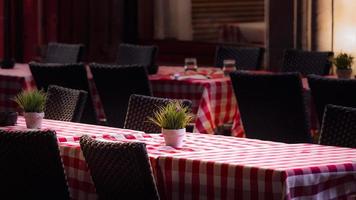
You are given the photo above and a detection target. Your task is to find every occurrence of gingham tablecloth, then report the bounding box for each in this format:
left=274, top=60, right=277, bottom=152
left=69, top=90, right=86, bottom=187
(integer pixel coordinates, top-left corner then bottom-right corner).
left=157, top=144, right=356, bottom=200
left=0, top=63, right=106, bottom=121
left=2, top=117, right=356, bottom=200
left=0, top=64, right=36, bottom=112
left=149, top=66, right=244, bottom=136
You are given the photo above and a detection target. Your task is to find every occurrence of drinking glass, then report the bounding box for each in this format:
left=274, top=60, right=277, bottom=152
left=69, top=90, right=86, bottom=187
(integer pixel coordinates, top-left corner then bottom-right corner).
left=222, top=59, right=236, bottom=76
left=184, top=58, right=198, bottom=72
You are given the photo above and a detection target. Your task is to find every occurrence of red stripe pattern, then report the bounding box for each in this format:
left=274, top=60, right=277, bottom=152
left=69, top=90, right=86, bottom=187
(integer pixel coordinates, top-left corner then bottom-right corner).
left=149, top=66, right=243, bottom=136
left=2, top=117, right=356, bottom=200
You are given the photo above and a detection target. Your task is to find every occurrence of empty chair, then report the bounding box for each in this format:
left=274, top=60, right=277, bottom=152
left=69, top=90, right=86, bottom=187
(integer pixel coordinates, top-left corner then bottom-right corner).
left=124, top=94, right=193, bottom=133
left=215, top=46, right=264, bottom=70
left=281, top=49, right=333, bottom=76
left=79, top=135, right=159, bottom=200
left=319, top=104, right=356, bottom=148
left=29, top=62, right=97, bottom=124
left=43, top=42, right=84, bottom=63
left=89, top=63, right=152, bottom=128
left=116, top=43, right=158, bottom=74
left=230, top=71, right=311, bottom=143
left=45, top=85, right=87, bottom=122
left=308, top=75, right=356, bottom=125
left=0, top=130, right=69, bottom=199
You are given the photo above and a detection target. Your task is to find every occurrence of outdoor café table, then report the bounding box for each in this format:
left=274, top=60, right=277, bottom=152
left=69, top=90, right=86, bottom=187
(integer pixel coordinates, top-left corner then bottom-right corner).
left=2, top=117, right=356, bottom=199
left=0, top=63, right=106, bottom=121
left=149, top=66, right=244, bottom=137
left=0, top=64, right=36, bottom=112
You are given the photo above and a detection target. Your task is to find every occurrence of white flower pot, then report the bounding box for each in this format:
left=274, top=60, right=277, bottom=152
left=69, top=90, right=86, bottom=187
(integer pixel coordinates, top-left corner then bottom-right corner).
left=24, top=112, right=44, bottom=129
left=336, top=68, right=352, bottom=79
left=162, top=128, right=186, bottom=148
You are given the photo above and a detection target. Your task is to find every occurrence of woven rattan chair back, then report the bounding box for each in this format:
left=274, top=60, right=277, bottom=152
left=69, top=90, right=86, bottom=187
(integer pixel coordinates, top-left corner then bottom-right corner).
left=116, top=43, right=157, bottom=66
left=116, top=43, right=158, bottom=74
left=281, top=49, right=333, bottom=76
left=215, top=46, right=264, bottom=70
left=0, top=130, right=69, bottom=199
left=124, top=94, right=192, bottom=133
left=89, top=63, right=152, bottom=128
left=45, top=85, right=87, bottom=122
left=307, top=75, right=356, bottom=125
left=29, top=62, right=97, bottom=124
left=319, top=104, right=356, bottom=148
left=43, top=42, right=84, bottom=63
left=230, top=71, right=311, bottom=143
left=79, top=135, right=159, bottom=200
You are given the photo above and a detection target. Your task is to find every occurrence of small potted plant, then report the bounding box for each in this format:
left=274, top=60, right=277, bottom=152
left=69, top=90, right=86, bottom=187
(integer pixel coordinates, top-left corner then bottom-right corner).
left=333, top=52, right=354, bottom=79
left=14, top=89, right=46, bottom=129
left=148, top=101, right=193, bottom=148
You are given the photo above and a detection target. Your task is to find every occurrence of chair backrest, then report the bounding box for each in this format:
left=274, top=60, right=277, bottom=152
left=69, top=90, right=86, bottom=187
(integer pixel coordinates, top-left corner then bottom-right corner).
left=89, top=63, right=152, bottom=128
left=124, top=94, right=192, bottom=133
left=319, top=104, right=356, bottom=148
left=307, top=75, right=356, bottom=125
left=0, top=130, right=70, bottom=199
left=79, top=135, right=159, bottom=200
left=29, top=62, right=97, bottom=124
left=117, top=43, right=157, bottom=66
left=43, top=42, right=84, bottom=63
left=230, top=71, right=311, bottom=143
left=116, top=43, right=159, bottom=74
left=281, top=49, right=333, bottom=76
left=45, top=85, right=87, bottom=122
left=215, top=46, right=264, bottom=70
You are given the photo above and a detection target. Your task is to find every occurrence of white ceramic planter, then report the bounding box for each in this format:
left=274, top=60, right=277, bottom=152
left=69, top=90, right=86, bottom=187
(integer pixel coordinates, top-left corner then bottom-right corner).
left=336, top=69, right=352, bottom=79
left=162, top=128, right=186, bottom=148
left=24, top=112, right=44, bottom=129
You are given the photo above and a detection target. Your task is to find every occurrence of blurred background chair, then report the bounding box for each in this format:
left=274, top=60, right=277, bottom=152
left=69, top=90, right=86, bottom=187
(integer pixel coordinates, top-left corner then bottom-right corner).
left=43, top=42, right=84, bottom=63
left=319, top=104, right=356, bottom=148
left=44, top=85, right=87, bottom=122
left=29, top=62, right=97, bottom=124
left=281, top=49, right=333, bottom=76
left=0, top=130, right=70, bottom=199
left=230, top=71, right=311, bottom=143
left=116, top=43, right=158, bottom=74
left=124, top=94, right=193, bottom=133
left=79, top=135, right=159, bottom=200
left=89, top=63, right=152, bottom=128
left=308, top=75, right=356, bottom=126
left=215, top=46, right=264, bottom=70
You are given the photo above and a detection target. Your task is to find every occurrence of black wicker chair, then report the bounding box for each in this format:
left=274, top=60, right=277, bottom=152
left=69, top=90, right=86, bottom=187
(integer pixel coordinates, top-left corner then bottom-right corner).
left=45, top=85, right=87, bottom=122
left=215, top=46, right=264, bottom=70
left=79, top=135, right=159, bottom=200
left=319, top=104, right=356, bottom=148
left=89, top=63, right=152, bottom=128
left=0, top=130, right=70, bottom=199
left=43, top=42, right=84, bottom=63
left=281, top=49, right=333, bottom=76
left=230, top=71, right=311, bottom=143
left=124, top=94, right=193, bottom=133
left=308, top=75, right=356, bottom=125
left=116, top=43, right=158, bottom=74
left=29, top=62, right=97, bottom=124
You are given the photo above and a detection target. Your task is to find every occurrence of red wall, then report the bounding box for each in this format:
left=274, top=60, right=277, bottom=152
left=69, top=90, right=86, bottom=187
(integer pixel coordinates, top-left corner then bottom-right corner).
left=0, top=0, right=4, bottom=58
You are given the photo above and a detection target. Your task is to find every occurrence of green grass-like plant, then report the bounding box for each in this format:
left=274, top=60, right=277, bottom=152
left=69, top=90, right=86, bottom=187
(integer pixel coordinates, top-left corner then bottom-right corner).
left=333, top=52, right=354, bottom=70
left=148, top=101, right=193, bottom=130
left=13, top=89, right=47, bottom=113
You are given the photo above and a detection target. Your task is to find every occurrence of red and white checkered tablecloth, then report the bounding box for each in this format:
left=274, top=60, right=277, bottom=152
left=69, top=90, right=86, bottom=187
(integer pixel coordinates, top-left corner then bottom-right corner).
left=0, top=63, right=106, bottom=122
left=2, top=117, right=356, bottom=200
left=149, top=66, right=244, bottom=136
left=157, top=143, right=356, bottom=200
left=0, top=64, right=36, bottom=112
